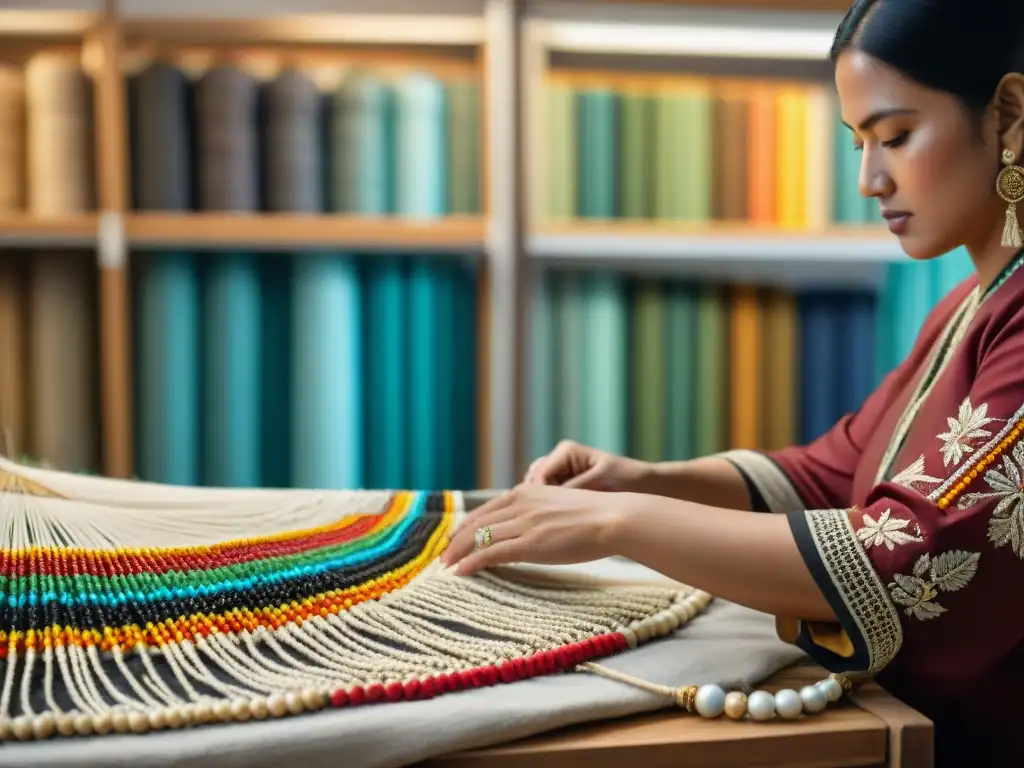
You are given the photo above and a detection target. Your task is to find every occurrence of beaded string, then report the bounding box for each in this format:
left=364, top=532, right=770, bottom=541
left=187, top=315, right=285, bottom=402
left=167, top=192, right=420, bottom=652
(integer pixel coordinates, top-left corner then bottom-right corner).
left=0, top=458, right=854, bottom=743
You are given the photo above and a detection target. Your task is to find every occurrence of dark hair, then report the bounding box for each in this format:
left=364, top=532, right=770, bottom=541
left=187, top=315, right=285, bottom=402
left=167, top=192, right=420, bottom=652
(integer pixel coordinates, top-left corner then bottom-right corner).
left=830, top=0, right=1024, bottom=118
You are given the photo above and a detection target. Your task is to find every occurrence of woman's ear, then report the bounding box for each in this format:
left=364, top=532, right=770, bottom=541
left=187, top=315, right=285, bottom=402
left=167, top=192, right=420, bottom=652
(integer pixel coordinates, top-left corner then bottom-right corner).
left=996, top=73, right=1024, bottom=157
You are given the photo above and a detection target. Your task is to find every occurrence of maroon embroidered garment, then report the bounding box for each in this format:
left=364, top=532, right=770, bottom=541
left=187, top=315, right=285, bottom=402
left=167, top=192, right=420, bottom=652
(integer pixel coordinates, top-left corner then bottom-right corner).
left=724, top=249, right=1024, bottom=764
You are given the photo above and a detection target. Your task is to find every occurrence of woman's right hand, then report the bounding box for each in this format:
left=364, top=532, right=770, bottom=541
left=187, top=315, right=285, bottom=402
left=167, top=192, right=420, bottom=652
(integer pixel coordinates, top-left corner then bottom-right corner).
left=523, top=440, right=653, bottom=493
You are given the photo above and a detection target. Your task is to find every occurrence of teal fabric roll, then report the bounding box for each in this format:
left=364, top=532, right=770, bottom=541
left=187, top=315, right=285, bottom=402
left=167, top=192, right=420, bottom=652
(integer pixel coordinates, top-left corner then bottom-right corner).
left=451, top=259, right=478, bottom=490
left=396, top=72, right=450, bottom=490
left=292, top=254, right=362, bottom=489
left=201, top=254, right=262, bottom=487
left=129, top=61, right=200, bottom=484
left=133, top=253, right=200, bottom=485
left=833, top=119, right=864, bottom=223
left=580, top=273, right=628, bottom=455
left=527, top=269, right=556, bottom=464
left=259, top=254, right=293, bottom=488
left=361, top=259, right=408, bottom=490
left=332, top=72, right=395, bottom=214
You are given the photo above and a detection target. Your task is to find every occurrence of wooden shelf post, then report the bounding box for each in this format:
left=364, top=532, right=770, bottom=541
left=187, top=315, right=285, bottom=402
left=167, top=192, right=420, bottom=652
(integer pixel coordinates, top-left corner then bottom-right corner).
left=90, top=0, right=133, bottom=479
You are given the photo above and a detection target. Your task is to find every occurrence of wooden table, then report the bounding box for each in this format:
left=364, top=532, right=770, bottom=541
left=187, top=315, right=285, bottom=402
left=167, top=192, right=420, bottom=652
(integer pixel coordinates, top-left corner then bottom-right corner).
left=419, top=661, right=934, bottom=768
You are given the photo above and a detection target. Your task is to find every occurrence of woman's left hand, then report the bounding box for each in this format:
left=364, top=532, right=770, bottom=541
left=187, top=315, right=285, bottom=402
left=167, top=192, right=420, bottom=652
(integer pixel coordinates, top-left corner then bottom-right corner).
left=441, top=484, right=644, bottom=576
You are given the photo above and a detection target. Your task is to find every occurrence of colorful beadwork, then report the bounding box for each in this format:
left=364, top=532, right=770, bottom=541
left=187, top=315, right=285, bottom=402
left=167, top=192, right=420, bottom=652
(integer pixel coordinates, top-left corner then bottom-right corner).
left=0, top=458, right=716, bottom=742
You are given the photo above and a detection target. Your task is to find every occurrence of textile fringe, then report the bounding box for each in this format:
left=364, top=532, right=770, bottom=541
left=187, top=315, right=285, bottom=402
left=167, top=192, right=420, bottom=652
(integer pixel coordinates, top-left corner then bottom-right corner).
left=0, top=458, right=711, bottom=742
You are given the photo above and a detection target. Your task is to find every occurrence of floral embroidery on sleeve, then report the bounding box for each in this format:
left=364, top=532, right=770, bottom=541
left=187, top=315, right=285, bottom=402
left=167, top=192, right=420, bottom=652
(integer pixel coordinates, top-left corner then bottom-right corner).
left=956, top=441, right=1024, bottom=558
left=891, top=455, right=943, bottom=494
left=888, top=550, right=981, bottom=621
left=936, top=398, right=1001, bottom=466
left=857, top=508, right=924, bottom=550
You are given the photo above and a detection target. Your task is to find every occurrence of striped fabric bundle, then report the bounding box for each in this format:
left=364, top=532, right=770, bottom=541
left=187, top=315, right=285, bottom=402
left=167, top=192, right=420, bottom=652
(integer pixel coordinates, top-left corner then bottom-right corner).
left=130, top=61, right=193, bottom=211
left=265, top=68, right=323, bottom=213
left=196, top=65, right=259, bottom=212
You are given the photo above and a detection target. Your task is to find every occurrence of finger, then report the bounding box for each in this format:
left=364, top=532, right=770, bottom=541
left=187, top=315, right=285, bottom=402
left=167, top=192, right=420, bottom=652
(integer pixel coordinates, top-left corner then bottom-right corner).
left=533, top=442, right=575, bottom=485
left=562, top=465, right=604, bottom=490
left=445, top=498, right=524, bottom=562
left=444, top=518, right=521, bottom=568
left=523, top=457, right=547, bottom=484
left=453, top=536, right=528, bottom=576
left=452, top=489, right=515, bottom=536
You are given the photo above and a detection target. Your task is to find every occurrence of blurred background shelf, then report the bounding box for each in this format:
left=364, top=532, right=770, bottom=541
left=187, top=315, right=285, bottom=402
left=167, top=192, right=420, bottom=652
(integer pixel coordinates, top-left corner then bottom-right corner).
left=0, top=215, right=99, bottom=247
left=528, top=224, right=900, bottom=287
left=0, top=0, right=978, bottom=493
left=126, top=214, right=488, bottom=251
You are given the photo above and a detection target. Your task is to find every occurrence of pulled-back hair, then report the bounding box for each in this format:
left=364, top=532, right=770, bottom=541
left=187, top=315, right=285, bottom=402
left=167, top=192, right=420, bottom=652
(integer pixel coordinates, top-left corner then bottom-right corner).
left=830, top=0, right=1024, bottom=118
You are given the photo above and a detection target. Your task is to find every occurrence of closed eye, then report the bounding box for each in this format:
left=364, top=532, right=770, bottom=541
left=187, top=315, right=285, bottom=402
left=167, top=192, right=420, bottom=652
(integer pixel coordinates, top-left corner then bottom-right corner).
left=882, top=131, right=910, bottom=148
left=852, top=130, right=909, bottom=153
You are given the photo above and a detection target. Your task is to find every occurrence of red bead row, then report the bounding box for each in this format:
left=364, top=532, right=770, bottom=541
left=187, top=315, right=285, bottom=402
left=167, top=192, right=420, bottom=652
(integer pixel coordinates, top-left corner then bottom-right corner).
left=327, top=632, right=629, bottom=708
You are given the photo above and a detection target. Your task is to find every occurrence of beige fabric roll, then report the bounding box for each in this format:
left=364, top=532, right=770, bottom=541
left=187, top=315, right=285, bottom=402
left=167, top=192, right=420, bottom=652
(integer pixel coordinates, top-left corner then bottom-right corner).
left=27, top=251, right=98, bottom=472
left=0, top=64, right=25, bottom=211
left=0, top=254, right=26, bottom=458
left=24, top=52, right=94, bottom=215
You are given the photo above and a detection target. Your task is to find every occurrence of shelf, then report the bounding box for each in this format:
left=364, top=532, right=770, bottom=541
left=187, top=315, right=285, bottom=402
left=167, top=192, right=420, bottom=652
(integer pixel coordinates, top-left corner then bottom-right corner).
left=529, top=18, right=836, bottom=59
left=120, top=14, right=486, bottom=47
left=126, top=213, right=488, bottom=252
left=556, top=0, right=854, bottom=10
left=528, top=222, right=902, bottom=288
left=0, top=9, right=100, bottom=38
left=0, top=215, right=98, bottom=248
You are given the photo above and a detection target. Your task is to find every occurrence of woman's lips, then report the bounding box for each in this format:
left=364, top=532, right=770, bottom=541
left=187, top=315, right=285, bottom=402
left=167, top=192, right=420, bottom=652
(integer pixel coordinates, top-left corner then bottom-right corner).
left=882, top=210, right=912, bottom=235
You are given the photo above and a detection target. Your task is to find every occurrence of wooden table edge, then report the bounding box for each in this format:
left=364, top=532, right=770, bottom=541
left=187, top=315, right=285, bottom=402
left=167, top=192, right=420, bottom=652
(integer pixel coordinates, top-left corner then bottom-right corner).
left=416, top=661, right=934, bottom=768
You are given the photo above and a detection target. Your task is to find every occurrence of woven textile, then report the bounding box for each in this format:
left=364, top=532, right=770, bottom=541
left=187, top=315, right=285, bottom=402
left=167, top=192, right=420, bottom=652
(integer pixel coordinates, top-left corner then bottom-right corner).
left=0, top=462, right=783, bottom=758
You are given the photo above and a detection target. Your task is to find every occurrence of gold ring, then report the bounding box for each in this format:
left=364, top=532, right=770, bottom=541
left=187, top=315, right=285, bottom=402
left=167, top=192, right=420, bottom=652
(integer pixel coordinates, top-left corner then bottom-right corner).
left=474, top=525, right=493, bottom=551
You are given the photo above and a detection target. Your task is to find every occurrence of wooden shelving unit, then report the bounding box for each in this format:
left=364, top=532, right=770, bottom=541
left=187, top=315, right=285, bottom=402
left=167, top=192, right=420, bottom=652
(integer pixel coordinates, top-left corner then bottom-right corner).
left=125, top=214, right=488, bottom=251
left=1, top=0, right=900, bottom=488
left=0, top=215, right=99, bottom=247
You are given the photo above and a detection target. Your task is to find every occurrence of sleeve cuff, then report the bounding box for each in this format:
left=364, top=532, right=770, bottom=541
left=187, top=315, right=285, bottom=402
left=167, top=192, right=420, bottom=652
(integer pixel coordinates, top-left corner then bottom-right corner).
left=716, top=449, right=806, bottom=514
left=785, top=508, right=903, bottom=677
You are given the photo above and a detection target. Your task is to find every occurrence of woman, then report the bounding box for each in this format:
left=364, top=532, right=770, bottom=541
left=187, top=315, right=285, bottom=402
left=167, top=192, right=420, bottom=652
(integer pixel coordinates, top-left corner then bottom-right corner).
left=443, top=0, right=1024, bottom=763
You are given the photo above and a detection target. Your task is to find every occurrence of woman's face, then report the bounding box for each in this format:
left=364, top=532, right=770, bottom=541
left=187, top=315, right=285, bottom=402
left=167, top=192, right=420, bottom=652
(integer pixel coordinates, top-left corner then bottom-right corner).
left=834, top=50, right=1004, bottom=260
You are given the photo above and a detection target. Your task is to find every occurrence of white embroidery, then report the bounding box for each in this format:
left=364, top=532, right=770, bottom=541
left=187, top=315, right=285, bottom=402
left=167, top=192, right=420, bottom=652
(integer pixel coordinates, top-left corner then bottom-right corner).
left=888, top=550, right=981, bottom=621
left=936, top=398, right=1000, bottom=467
left=857, top=509, right=924, bottom=551
left=891, top=455, right=942, bottom=493
left=929, top=402, right=1024, bottom=501
left=957, top=440, right=1024, bottom=558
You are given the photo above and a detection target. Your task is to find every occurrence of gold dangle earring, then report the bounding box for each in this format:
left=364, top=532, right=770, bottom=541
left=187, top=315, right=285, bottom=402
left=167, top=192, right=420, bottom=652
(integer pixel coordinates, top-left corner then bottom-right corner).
left=997, top=148, right=1024, bottom=248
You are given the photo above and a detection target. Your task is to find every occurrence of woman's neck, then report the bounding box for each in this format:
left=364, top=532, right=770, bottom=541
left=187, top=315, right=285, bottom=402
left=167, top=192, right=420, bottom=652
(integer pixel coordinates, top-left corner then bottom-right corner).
left=967, top=227, right=1022, bottom=293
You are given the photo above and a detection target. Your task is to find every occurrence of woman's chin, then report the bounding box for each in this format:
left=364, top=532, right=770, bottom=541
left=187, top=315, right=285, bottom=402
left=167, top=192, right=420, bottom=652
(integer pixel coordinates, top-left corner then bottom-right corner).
left=896, top=234, right=947, bottom=262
